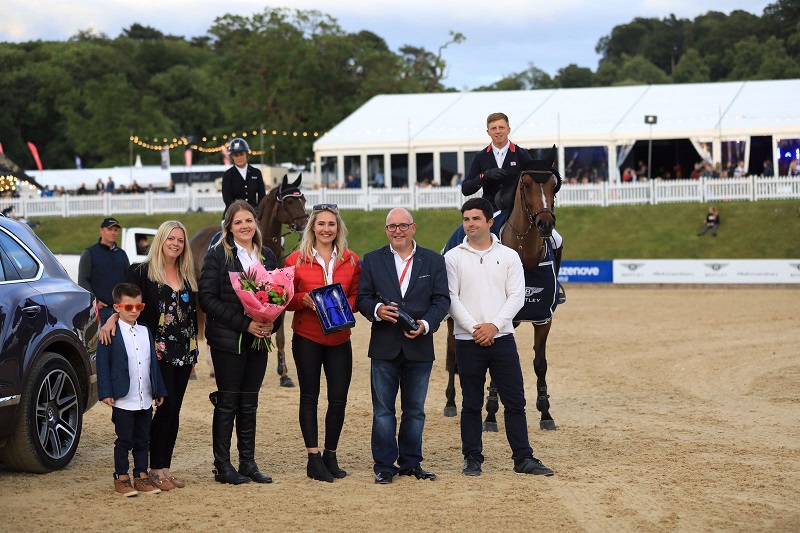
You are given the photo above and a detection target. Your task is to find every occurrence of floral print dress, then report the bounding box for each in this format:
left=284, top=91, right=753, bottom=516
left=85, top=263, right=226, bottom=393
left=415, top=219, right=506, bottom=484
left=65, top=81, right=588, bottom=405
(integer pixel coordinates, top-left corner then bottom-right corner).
left=155, top=286, right=198, bottom=366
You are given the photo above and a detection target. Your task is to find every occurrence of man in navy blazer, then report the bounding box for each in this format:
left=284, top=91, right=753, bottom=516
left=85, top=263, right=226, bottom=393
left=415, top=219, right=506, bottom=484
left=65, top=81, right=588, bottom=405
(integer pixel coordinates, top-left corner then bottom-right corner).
left=356, top=208, right=450, bottom=484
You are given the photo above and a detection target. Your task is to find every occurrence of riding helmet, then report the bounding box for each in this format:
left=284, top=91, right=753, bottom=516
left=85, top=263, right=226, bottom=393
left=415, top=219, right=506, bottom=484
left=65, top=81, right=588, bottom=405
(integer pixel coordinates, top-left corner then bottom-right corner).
left=229, top=138, right=250, bottom=154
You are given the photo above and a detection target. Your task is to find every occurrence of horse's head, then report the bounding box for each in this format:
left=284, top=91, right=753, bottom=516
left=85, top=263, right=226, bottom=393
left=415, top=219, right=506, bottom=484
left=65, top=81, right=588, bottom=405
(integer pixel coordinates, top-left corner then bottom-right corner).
left=517, top=145, right=560, bottom=238
left=269, top=174, right=308, bottom=232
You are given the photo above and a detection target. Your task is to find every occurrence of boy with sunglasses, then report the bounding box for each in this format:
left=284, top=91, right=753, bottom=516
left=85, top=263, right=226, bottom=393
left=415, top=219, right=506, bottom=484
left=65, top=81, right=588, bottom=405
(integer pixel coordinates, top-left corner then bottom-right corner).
left=97, top=283, right=167, bottom=497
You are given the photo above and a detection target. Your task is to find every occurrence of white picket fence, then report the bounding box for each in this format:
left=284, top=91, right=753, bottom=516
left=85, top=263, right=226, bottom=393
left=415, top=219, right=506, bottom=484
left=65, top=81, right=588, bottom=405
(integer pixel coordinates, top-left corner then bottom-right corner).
left=5, top=175, right=800, bottom=218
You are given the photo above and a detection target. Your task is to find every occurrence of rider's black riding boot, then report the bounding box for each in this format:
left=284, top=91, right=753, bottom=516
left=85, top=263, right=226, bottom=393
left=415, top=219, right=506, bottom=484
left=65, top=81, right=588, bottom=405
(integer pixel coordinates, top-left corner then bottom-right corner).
left=554, top=244, right=566, bottom=304
left=236, top=393, right=273, bottom=483
left=210, top=391, right=251, bottom=485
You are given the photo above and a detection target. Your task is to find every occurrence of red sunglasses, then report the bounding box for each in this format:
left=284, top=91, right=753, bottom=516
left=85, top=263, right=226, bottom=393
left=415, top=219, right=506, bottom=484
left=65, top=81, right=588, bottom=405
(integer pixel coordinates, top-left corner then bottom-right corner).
left=115, top=303, right=146, bottom=312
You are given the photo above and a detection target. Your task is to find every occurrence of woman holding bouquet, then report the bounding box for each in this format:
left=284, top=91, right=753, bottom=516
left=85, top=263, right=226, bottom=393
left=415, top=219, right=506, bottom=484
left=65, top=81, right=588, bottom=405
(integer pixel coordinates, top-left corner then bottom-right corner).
left=199, top=200, right=281, bottom=485
left=285, top=204, right=361, bottom=482
left=99, top=220, right=198, bottom=491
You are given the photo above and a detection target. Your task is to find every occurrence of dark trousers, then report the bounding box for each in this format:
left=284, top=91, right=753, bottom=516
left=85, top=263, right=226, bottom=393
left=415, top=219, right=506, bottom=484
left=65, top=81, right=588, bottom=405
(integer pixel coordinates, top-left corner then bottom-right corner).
left=455, top=335, right=533, bottom=463
left=112, top=406, right=152, bottom=477
left=150, top=360, right=192, bottom=469
left=371, top=351, right=433, bottom=474
left=292, top=334, right=352, bottom=451
left=211, top=340, right=268, bottom=395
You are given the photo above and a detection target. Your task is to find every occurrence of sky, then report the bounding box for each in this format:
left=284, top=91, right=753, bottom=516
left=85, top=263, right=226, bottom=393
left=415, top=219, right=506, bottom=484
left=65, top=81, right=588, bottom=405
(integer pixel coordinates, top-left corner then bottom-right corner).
left=2, top=0, right=776, bottom=90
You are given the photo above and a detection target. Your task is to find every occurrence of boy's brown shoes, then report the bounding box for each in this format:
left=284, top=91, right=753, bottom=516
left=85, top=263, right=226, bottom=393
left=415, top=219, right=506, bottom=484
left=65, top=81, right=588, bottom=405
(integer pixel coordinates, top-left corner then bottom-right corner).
left=114, top=475, right=138, bottom=497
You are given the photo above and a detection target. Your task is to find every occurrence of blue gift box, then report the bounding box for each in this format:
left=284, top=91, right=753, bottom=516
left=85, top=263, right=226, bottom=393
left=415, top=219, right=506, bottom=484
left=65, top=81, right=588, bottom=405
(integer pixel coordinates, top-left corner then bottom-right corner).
left=310, top=283, right=356, bottom=335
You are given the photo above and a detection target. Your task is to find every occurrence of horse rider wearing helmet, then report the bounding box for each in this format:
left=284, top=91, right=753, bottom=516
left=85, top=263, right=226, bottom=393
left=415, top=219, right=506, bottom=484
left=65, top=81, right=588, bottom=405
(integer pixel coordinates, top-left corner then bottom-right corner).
left=221, top=138, right=267, bottom=219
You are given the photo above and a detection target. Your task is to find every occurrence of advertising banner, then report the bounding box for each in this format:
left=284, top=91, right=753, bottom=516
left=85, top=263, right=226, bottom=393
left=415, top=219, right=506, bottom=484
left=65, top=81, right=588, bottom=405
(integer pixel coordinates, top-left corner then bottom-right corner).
left=613, top=260, right=800, bottom=284
left=558, top=260, right=614, bottom=283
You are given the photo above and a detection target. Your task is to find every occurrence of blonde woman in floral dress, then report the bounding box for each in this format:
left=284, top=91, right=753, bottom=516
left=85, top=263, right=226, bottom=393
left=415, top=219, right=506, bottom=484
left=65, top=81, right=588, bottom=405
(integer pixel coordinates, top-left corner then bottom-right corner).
left=101, top=220, right=198, bottom=491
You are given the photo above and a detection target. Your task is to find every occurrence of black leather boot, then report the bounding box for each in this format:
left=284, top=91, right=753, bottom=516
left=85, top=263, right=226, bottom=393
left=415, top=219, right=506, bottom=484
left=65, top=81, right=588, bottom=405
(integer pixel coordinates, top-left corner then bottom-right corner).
left=553, top=244, right=566, bottom=304
left=322, top=450, right=347, bottom=479
left=237, top=392, right=272, bottom=483
left=307, top=452, right=334, bottom=482
left=210, top=391, right=251, bottom=485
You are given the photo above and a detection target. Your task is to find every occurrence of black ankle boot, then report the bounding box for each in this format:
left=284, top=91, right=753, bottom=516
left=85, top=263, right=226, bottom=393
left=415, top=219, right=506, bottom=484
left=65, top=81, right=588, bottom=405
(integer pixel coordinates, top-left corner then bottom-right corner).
left=307, top=452, right=334, bottom=482
left=322, top=450, right=347, bottom=479
left=210, top=391, right=251, bottom=485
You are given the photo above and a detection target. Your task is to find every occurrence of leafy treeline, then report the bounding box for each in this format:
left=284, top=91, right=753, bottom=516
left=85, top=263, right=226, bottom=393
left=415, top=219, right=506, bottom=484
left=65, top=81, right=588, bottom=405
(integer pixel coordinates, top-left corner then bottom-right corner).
left=479, top=1, right=800, bottom=90
left=2, top=2, right=798, bottom=171
left=0, top=8, right=463, bottom=170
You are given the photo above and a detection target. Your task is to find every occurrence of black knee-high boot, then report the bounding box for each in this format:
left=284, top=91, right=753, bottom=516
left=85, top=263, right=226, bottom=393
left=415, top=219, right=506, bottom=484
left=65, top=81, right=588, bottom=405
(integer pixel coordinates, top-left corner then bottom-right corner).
left=554, top=244, right=566, bottom=304
left=210, top=391, right=250, bottom=485
left=236, top=392, right=272, bottom=483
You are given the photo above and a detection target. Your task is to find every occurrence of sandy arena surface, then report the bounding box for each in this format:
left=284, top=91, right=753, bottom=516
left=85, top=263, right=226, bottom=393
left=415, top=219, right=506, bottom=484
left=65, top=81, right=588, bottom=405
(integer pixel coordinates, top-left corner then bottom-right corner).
left=1, top=286, right=799, bottom=532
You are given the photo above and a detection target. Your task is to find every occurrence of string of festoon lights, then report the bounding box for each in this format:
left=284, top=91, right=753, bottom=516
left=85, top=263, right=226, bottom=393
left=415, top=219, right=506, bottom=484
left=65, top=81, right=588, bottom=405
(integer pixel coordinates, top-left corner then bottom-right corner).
left=129, top=128, right=325, bottom=156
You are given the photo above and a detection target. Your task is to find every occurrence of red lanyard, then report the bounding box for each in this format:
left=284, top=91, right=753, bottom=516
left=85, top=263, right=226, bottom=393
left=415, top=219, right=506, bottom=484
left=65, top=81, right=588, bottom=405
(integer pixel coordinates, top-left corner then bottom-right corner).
left=399, top=257, right=413, bottom=288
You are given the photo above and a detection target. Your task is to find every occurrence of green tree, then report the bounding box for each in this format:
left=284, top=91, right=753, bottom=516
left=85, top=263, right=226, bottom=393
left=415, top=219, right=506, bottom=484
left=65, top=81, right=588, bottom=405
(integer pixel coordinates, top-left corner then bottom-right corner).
left=475, top=63, right=555, bottom=91
left=554, top=64, right=593, bottom=88
left=61, top=72, right=174, bottom=167
left=672, top=48, right=710, bottom=83
left=614, top=54, right=670, bottom=85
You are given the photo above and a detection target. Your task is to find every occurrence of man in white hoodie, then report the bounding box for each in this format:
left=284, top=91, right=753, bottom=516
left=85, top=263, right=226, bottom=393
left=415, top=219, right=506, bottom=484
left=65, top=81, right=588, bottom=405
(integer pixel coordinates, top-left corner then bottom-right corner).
left=444, top=197, right=554, bottom=478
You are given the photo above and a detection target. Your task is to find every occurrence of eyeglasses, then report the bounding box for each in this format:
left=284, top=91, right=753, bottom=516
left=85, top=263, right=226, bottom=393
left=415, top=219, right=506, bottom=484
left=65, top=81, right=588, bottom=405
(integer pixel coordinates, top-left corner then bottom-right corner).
left=115, top=303, right=146, bottom=312
left=385, top=223, right=413, bottom=232
left=312, top=204, right=338, bottom=212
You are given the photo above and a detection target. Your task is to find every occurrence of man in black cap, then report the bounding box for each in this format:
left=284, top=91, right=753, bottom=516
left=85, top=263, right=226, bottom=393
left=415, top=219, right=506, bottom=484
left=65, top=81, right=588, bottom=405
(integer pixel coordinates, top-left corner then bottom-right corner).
left=78, top=217, right=130, bottom=324
left=221, top=138, right=266, bottom=219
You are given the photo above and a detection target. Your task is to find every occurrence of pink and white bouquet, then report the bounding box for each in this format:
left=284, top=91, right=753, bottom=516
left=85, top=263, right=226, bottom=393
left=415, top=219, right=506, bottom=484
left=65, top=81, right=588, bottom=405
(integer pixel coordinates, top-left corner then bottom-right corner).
left=229, top=264, right=295, bottom=352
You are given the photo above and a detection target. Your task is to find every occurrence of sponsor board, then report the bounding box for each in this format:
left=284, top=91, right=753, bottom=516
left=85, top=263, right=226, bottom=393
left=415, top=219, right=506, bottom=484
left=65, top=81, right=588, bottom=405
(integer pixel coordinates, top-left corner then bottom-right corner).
left=558, top=260, right=613, bottom=283
left=613, top=260, right=800, bottom=284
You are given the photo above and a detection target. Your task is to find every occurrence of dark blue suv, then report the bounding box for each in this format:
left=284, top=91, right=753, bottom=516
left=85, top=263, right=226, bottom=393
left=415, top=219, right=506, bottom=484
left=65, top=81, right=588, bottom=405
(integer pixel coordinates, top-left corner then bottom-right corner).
left=0, top=213, right=99, bottom=472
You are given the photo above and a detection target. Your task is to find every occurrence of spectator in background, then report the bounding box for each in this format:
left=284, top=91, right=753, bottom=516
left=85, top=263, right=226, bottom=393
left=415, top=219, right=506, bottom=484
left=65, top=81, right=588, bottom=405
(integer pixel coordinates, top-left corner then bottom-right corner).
left=733, top=161, right=746, bottom=179
left=106, top=176, right=115, bottom=194
left=373, top=170, right=385, bottom=188
left=345, top=174, right=361, bottom=189
left=78, top=217, right=130, bottom=324
left=77, top=183, right=88, bottom=195
left=621, top=168, right=634, bottom=183
left=697, top=206, right=720, bottom=237
left=762, top=160, right=774, bottom=177
left=96, top=178, right=105, bottom=195
left=690, top=162, right=703, bottom=180
left=788, top=160, right=800, bottom=177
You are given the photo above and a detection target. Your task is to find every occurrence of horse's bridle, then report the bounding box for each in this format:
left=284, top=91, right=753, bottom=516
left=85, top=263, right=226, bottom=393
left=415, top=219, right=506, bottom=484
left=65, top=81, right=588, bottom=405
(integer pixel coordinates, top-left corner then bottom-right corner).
left=507, top=170, right=557, bottom=239
left=275, top=185, right=308, bottom=232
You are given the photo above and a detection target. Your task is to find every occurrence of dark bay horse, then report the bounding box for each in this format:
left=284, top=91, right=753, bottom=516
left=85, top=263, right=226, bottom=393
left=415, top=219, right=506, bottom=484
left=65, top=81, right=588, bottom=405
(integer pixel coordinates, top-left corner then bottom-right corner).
left=190, top=174, right=309, bottom=387
left=444, top=147, right=561, bottom=431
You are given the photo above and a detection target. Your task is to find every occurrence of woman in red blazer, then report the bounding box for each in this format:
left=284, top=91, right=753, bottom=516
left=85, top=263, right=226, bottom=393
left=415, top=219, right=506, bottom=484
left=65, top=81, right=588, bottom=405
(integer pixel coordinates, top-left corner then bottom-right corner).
left=285, top=204, right=360, bottom=482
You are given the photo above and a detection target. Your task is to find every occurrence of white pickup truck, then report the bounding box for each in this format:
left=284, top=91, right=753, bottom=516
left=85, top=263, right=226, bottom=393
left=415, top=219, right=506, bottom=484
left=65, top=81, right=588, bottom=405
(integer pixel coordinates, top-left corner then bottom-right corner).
left=120, top=226, right=159, bottom=263
left=57, top=227, right=158, bottom=283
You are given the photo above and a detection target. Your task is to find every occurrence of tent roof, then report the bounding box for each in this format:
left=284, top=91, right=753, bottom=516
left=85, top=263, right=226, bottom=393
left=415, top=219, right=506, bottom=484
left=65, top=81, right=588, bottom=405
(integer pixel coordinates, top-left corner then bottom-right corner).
left=313, top=79, right=800, bottom=152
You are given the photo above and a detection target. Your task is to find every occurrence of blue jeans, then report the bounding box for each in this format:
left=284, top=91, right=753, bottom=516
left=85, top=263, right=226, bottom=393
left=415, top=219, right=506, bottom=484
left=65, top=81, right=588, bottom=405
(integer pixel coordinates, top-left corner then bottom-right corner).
left=371, top=352, right=433, bottom=474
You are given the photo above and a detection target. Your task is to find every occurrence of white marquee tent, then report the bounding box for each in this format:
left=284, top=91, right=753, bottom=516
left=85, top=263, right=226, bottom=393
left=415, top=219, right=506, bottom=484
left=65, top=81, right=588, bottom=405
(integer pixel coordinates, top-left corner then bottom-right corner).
left=312, top=79, right=800, bottom=186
